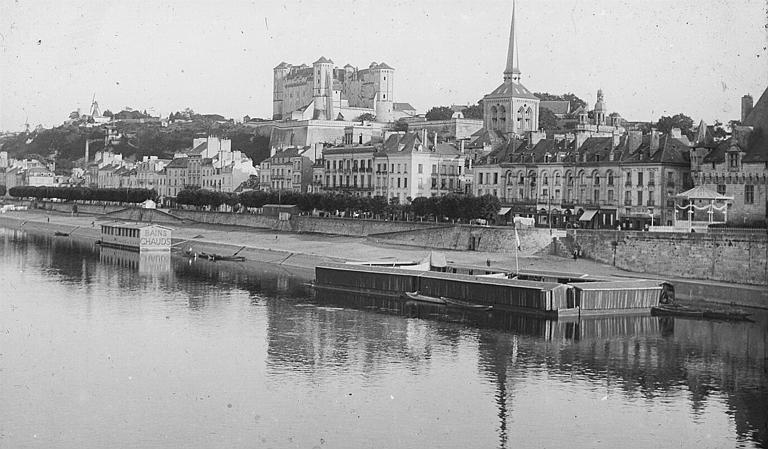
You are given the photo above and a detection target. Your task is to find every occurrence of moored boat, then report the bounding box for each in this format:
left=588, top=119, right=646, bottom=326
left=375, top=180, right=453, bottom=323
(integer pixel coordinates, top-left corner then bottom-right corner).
left=441, top=296, right=493, bottom=311
left=403, top=291, right=446, bottom=305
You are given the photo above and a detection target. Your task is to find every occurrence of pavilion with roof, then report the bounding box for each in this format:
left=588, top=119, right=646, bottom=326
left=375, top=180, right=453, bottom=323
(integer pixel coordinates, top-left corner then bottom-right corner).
left=673, top=185, right=733, bottom=231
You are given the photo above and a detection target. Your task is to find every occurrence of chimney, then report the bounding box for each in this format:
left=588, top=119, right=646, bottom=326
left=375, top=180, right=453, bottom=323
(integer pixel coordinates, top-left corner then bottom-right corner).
left=742, top=94, right=754, bottom=123
left=650, top=128, right=660, bottom=152
left=611, top=130, right=621, bottom=148
left=529, top=130, right=545, bottom=146
left=84, top=140, right=90, bottom=169
left=628, top=130, right=642, bottom=151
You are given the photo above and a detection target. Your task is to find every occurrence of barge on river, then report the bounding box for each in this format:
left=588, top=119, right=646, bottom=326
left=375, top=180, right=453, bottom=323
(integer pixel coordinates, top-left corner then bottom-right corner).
left=99, top=222, right=172, bottom=252
left=314, top=262, right=672, bottom=318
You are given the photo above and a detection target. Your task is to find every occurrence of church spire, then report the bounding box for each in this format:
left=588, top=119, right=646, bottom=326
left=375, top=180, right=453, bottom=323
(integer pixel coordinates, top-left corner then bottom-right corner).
left=503, top=0, right=521, bottom=83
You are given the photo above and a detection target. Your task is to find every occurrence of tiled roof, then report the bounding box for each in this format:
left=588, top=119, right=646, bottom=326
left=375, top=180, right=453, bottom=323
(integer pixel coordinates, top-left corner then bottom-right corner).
left=166, top=158, right=189, bottom=169
left=314, top=56, right=333, bottom=64
left=188, top=142, right=207, bottom=155
left=376, top=62, right=394, bottom=70
left=393, top=103, right=416, bottom=112
left=379, top=132, right=424, bottom=154
left=743, top=86, right=767, bottom=130
left=485, top=81, right=539, bottom=100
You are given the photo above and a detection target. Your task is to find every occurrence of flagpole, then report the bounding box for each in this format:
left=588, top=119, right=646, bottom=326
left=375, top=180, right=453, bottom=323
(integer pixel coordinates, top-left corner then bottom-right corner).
left=514, top=224, right=520, bottom=275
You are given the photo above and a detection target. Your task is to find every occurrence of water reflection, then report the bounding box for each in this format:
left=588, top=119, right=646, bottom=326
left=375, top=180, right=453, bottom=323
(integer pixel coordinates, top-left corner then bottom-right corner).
left=1, top=225, right=766, bottom=449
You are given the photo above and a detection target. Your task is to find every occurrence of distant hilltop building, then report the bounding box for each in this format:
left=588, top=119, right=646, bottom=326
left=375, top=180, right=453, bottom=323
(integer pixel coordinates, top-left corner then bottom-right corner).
left=272, top=58, right=398, bottom=123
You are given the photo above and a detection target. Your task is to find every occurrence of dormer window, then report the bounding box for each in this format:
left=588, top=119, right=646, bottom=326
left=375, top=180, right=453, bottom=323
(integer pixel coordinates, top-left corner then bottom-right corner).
left=728, top=152, right=739, bottom=168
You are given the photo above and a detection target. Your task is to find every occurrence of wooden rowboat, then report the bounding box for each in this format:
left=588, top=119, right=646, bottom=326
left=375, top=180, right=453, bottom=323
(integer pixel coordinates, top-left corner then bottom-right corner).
left=403, top=292, right=446, bottom=305
left=441, top=296, right=493, bottom=311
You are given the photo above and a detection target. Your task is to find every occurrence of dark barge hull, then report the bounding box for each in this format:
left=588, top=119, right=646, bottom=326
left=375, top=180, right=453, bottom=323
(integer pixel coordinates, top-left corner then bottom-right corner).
left=313, top=263, right=667, bottom=319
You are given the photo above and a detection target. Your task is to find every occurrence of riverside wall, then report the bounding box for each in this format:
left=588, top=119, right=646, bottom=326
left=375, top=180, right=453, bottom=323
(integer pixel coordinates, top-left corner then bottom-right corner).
left=570, top=229, right=768, bottom=286
left=371, top=225, right=556, bottom=255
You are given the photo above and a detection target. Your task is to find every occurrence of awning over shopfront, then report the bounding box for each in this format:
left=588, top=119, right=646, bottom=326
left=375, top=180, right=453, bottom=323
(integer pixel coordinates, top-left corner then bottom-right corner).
left=498, top=207, right=512, bottom=215
left=579, top=210, right=598, bottom=222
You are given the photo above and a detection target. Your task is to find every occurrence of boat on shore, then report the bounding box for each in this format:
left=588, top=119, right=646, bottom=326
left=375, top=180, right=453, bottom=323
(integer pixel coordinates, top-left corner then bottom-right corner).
left=196, top=252, right=246, bottom=262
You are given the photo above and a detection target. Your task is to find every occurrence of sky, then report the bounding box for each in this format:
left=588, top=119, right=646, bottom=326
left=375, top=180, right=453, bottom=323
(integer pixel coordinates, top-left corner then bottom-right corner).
left=1, top=0, right=766, bottom=132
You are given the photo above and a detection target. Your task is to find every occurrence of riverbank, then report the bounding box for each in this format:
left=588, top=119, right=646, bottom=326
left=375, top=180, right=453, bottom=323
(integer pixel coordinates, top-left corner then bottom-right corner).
left=1, top=210, right=765, bottom=309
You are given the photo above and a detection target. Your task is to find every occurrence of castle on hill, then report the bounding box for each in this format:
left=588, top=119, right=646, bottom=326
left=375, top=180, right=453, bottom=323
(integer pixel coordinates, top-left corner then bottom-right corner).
left=272, top=58, right=399, bottom=123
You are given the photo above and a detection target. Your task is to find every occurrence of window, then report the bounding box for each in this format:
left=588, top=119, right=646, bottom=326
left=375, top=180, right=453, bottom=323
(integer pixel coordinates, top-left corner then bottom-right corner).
left=594, top=175, right=600, bottom=185
left=637, top=172, right=644, bottom=186
left=608, top=173, right=614, bottom=186
left=608, top=190, right=614, bottom=202
left=648, top=171, right=655, bottom=186
left=479, top=173, right=484, bottom=184
left=397, top=178, right=401, bottom=188
left=543, top=174, right=548, bottom=185
left=745, top=185, right=754, bottom=204
left=624, top=191, right=632, bottom=205
left=728, top=152, right=739, bottom=168
left=717, top=184, right=726, bottom=195
left=493, top=173, right=499, bottom=185
left=637, top=191, right=643, bottom=205
left=555, top=173, right=561, bottom=186
left=418, top=164, right=423, bottom=174
left=594, top=189, right=600, bottom=203
left=404, top=178, right=408, bottom=188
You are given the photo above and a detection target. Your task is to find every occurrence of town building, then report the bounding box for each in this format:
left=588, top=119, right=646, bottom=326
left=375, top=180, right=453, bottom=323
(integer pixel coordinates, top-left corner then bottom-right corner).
left=472, top=129, right=692, bottom=229
left=259, top=147, right=314, bottom=193
left=691, top=88, right=768, bottom=224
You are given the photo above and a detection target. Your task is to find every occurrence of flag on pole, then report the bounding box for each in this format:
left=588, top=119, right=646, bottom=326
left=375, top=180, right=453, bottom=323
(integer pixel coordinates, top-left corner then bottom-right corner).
left=515, top=227, right=521, bottom=250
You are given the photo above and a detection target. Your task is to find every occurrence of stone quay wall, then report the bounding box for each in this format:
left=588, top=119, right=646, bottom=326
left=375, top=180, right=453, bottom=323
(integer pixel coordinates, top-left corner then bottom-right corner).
left=569, top=229, right=768, bottom=285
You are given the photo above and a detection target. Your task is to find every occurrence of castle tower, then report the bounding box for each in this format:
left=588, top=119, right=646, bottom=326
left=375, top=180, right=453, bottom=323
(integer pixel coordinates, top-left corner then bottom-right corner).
left=741, top=94, right=754, bottom=123
left=372, top=62, right=395, bottom=122
left=312, top=57, right=334, bottom=120
left=482, top=0, right=539, bottom=136
left=594, top=89, right=606, bottom=126
left=273, top=62, right=291, bottom=120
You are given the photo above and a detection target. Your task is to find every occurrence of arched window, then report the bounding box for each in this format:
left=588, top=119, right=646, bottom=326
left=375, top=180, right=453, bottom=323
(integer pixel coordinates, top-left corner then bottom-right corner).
left=517, top=107, right=525, bottom=128
left=499, top=105, right=506, bottom=130
left=525, top=107, right=533, bottom=131
left=491, top=106, right=498, bottom=129
left=555, top=172, right=561, bottom=186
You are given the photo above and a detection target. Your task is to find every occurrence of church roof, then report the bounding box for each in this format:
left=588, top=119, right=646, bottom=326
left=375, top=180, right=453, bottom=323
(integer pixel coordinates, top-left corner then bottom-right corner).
left=376, top=62, right=394, bottom=70
left=485, top=81, right=539, bottom=100
left=274, top=62, right=289, bottom=70
left=743, top=85, right=768, bottom=130
left=313, top=56, right=333, bottom=64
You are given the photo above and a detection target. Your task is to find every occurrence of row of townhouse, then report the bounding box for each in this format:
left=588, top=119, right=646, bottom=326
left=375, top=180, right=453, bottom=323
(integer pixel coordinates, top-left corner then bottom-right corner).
left=471, top=129, right=693, bottom=229
left=259, top=131, right=475, bottom=203
left=90, top=137, right=258, bottom=202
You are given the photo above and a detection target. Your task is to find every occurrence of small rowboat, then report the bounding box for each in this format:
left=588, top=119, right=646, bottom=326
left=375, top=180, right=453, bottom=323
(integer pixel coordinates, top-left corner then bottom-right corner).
left=197, top=252, right=246, bottom=262
left=441, top=297, right=493, bottom=312
left=403, top=292, right=446, bottom=305
left=652, top=305, right=752, bottom=321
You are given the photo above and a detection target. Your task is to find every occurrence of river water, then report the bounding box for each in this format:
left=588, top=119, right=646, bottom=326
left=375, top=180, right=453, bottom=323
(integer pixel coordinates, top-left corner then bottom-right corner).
left=1, top=227, right=766, bottom=449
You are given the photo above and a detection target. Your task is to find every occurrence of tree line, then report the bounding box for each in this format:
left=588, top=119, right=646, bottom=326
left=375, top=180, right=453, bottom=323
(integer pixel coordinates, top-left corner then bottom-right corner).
left=8, top=186, right=156, bottom=203
left=183, top=188, right=501, bottom=222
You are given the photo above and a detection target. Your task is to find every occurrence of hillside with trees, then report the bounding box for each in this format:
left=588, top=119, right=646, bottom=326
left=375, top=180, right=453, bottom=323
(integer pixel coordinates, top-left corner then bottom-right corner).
left=0, top=110, right=271, bottom=173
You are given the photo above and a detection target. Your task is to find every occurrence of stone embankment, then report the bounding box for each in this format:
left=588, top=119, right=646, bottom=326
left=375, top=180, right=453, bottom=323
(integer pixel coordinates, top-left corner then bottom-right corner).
left=566, top=229, right=768, bottom=286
